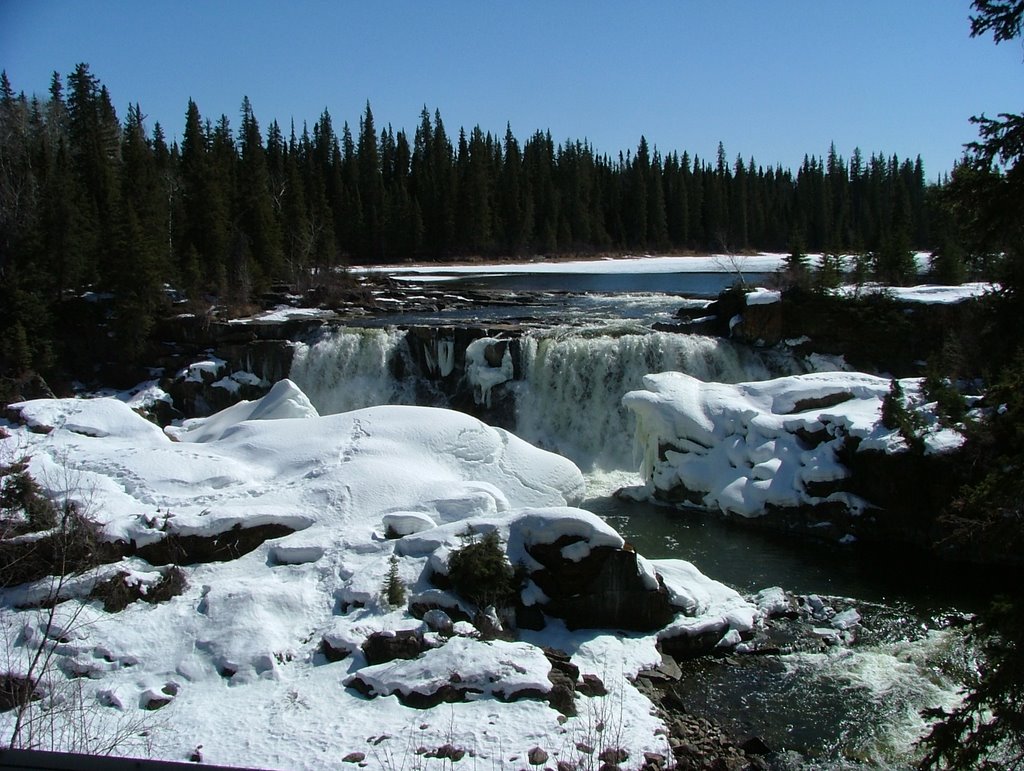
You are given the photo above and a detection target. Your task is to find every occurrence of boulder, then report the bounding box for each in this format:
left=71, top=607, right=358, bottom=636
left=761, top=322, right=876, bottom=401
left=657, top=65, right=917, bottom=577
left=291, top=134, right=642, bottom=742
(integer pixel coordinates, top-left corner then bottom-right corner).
left=527, top=539, right=675, bottom=632
left=361, top=629, right=426, bottom=666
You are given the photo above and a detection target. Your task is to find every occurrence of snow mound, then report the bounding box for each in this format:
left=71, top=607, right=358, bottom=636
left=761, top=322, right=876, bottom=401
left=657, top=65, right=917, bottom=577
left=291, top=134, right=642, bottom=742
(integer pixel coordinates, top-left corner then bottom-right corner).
left=348, top=636, right=552, bottom=700
left=166, top=378, right=318, bottom=442
left=11, top=397, right=168, bottom=441
left=0, top=381, right=753, bottom=769
left=653, top=559, right=758, bottom=638
left=623, top=370, right=964, bottom=517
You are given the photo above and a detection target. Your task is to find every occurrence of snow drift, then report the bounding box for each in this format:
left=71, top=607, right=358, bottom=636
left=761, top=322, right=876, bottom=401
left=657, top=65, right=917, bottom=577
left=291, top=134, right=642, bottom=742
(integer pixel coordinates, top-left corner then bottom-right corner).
left=622, top=370, right=966, bottom=518
left=1, top=380, right=757, bottom=769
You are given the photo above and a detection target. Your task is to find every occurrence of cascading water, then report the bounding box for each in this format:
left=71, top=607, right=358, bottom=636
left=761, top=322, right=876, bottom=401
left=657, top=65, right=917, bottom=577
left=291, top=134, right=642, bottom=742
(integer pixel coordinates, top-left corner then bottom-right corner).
left=289, top=327, right=423, bottom=415
left=283, top=317, right=973, bottom=768
left=512, top=330, right=775, bottom=470
left=287, top=323, right=784, bottom=471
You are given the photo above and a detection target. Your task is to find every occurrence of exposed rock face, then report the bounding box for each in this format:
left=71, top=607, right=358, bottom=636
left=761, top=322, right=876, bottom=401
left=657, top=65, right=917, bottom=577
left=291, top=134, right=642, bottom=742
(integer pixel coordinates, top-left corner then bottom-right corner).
left=361, top=630, right=427, bottom=666
left=690, top=285, right=987, bottom=378
left=526, top=537, right=675, bottom=632
left=0, top=521, right=300, bottom=592
left=132, top=522, right=299, bottom=566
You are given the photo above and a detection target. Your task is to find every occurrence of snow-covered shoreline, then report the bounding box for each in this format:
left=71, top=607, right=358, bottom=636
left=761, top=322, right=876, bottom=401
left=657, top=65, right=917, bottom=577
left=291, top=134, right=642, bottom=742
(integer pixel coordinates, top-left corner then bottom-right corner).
left=1, top=381, right=759, bottom=769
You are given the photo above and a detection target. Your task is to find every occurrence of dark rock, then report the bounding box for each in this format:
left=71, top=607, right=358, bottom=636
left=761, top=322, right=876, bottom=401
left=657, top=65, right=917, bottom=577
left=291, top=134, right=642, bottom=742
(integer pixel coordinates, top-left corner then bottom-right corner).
left=320, top=638, right=351, bottom=663
left=529, top=542, right=675, bottom=632
left=141, top=693, right=172, bottom=710
left=598, top=747, right=628, bottom=765
left=642, top=751, right=667, bottom=768
left=409, top=600, right=472, bottom=625
left=133, top=522, right=298, bottom=566
left=361, top=630, right=425, bottom=665
left=92, top=566, right=187, bottom=612
left=422, top=608, right=454, bottom=636
left=528, top=746, right=549, bottom=765
left=345, top=677, right=374, bottom=699
left=578, top=673, right=608, bottom=696
left=0, top=673, right=38, bottom=712
left=739, top=735, right=772, bottom=756
left=342, top=752, right=366, bottom=763
left=733, top=301, right=783, bottom=345
left=659, top=626, right=729, bottom=660
left=431, top=743, right=466, bottom=762
left=515, top=601, right=546, bottom=631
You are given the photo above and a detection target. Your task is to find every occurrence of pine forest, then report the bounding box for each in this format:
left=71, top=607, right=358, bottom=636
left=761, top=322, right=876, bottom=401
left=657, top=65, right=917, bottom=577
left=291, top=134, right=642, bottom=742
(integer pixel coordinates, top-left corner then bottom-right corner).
left=0, top=64, right=980, bottom=380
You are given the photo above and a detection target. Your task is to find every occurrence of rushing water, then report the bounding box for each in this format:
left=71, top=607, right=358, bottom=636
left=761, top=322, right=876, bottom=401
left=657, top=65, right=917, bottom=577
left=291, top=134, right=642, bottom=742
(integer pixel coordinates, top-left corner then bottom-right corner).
left=287, top=274, right=977, bottom=768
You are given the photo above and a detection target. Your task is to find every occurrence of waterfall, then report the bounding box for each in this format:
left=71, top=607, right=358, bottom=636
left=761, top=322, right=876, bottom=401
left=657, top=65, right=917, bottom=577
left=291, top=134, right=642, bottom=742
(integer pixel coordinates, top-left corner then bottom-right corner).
left=288, top=324, right=790, bottom=472
left=512, top=331, right=774, bottom=470
left=289, top=327, right=422, bottom=415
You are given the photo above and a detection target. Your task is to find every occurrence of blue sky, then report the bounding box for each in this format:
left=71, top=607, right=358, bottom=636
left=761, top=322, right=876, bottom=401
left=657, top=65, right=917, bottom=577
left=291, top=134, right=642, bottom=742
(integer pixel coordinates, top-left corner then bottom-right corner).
left=2, top=1, right=1021, bottom=179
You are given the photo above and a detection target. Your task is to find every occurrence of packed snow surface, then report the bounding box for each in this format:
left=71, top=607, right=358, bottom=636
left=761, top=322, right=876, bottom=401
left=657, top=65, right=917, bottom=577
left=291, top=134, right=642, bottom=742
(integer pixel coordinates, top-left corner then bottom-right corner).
left=0, top=382, right=758, bottom=769
left=623, top=370, right=965, bottom=518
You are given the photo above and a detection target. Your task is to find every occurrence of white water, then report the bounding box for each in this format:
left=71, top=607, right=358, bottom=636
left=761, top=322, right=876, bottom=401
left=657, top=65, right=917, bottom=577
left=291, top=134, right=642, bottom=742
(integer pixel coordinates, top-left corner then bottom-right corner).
left=285, top=321, right=972, bottom=769
left=513, top=330, right=773, bottom=470
left=289, top=327, right=421, bottom=415
left=288, top=325, right=782, bottom=471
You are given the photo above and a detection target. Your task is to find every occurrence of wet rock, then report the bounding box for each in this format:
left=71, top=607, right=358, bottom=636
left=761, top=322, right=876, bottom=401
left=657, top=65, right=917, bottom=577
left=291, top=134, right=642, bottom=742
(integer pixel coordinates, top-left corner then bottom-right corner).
left=638, top=653, right=682, bottom=683
left=528, top=746, right=549, bottom=765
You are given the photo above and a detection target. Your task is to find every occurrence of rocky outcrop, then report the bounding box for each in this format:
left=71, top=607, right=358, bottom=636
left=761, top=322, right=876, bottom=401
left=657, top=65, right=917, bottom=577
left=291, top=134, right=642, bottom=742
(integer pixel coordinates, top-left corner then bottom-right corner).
left=361, top=629, right=428, bottom=665
left=687, top=285, right=988, bottom=378
left=526, top=537, right=675, bottom=632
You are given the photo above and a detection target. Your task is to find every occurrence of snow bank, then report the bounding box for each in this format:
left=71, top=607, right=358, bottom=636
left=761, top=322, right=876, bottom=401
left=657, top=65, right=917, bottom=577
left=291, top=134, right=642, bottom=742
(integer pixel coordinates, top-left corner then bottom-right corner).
left=834, top=281, right=995, bottom=305
left=3, top=382, right=752, bottom=769
left=654, top=559, right=758, bottom=641
left=11, top=396, right=168, bottom=441
left=165, top=378, right=318, bottom=442
left=623, top=370, right=964, bottom=517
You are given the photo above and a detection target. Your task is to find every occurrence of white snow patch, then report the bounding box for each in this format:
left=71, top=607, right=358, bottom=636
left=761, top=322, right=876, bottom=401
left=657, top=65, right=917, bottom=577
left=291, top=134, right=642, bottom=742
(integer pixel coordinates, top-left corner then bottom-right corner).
left=623, top=370, right=964, bottom=517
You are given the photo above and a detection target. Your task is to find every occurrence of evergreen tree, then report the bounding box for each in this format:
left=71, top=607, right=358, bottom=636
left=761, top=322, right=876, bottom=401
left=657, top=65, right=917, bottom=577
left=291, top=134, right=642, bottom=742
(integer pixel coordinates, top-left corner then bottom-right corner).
left=236, top=96, right=282, bottom=289
left=497, top=124, right=531, bottom=254
left=356, top=102, right=384, bottom=261
left=917, top=5, right=1024, bottom=767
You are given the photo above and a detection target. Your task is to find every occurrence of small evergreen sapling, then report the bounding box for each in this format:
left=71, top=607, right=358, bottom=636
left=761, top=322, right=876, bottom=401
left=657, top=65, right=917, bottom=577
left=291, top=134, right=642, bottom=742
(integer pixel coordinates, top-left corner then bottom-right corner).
left=383, top=554, right=406, bottom=608
left=881, top=379, right=925, bottom=451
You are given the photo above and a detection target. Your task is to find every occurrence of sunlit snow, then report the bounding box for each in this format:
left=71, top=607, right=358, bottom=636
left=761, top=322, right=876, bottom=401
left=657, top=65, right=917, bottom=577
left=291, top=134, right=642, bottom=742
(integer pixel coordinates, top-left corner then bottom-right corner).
left=1, top=382, right=757, bottom=769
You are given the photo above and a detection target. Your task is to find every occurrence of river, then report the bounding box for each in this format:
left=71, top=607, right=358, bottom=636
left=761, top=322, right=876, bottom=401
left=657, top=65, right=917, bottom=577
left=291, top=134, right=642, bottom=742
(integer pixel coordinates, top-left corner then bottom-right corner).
left=290, top=261, right=976, bottom=768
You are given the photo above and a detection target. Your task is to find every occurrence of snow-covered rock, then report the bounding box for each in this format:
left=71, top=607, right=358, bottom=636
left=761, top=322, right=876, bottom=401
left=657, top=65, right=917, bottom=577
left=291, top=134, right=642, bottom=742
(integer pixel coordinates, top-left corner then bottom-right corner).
left=622, top=370, right=965, bottom=519
left=0, top=382, right=743, bottom=769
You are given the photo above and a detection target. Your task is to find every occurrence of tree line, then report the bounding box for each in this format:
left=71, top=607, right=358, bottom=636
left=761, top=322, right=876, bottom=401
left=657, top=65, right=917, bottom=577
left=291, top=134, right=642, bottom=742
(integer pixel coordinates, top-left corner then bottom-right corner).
left=0, top=63, right=958, bottom=376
